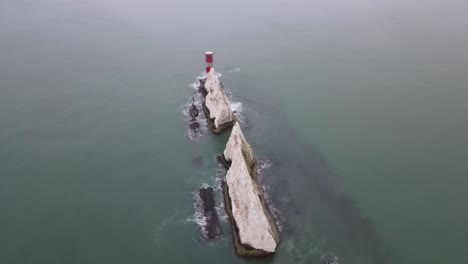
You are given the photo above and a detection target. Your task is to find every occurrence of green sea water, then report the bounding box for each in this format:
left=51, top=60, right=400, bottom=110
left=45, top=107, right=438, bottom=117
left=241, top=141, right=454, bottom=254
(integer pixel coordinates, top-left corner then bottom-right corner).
left=1, top=1, right=467, bottom=263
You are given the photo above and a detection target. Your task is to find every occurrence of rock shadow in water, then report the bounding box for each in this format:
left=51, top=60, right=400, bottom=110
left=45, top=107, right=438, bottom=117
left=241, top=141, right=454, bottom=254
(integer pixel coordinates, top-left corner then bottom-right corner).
left=237, top=93, right=392, bottom=264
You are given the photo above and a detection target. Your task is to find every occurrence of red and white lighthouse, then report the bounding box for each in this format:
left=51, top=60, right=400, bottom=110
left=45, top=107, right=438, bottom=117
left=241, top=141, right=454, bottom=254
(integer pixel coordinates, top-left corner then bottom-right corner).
left=204, top=51, right=214, bottom=73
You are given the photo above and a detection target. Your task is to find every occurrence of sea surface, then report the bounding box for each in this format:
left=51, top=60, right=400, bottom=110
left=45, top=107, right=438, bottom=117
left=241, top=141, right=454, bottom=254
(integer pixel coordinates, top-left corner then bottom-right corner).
left=1, top=1, right=467, bottom=263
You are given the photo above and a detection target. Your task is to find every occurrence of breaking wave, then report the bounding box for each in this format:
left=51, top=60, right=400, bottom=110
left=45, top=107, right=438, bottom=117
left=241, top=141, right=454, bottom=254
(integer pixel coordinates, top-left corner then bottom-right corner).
left=223, top=89, right=244, bottom=123
left=186, top=184, right=210, bottom=238
left=227, top=67, right=240, bottom=73
left=256, top=157, right=272, bottom=175
left=230, top=101, right=243, bottom=115
left=189, top=72, right=206, bottom=91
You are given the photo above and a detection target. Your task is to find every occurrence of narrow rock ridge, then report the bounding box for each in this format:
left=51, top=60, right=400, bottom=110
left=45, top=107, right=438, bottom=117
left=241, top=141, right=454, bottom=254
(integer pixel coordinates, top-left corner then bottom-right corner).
left=199, top=68, right=236, bottom=133
left=221, top=122, right=280, bottom=256
left=199, top=187, right=222, bottom=239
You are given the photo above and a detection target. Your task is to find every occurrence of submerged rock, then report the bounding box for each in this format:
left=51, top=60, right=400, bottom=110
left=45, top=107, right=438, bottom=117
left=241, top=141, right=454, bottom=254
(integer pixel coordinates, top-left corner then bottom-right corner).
left=199, top=68, right=236, bottom=133
left=191, top=155, right=204, bottom=167
left=199, top=187, right=222, bottom=239
left=221, top=123, right=280, bottom=256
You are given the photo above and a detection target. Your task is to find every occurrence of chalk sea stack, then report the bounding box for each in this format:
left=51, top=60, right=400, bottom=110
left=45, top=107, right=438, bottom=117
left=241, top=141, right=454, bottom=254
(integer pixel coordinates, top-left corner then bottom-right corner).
left=221, top=122, right=280, bottom=256
left=199, top=68, right=236, bottom=134
left=199, top=187, right=222, bottom=239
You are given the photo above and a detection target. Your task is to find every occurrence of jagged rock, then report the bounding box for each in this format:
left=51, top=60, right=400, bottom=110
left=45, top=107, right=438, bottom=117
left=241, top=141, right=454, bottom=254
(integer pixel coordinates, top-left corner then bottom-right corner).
left=217, top=154, right=231, bottom=169
left=199, top=68, right=236, bottom=133
left=189, top=97, right=199, bottom=120
left=221, top=123, right=280, bottom=257
left=199, top=187, right=222, bottom=239
left=198, top=78, right=207, bottom=96
left=188, top=121, right=200, bottom=132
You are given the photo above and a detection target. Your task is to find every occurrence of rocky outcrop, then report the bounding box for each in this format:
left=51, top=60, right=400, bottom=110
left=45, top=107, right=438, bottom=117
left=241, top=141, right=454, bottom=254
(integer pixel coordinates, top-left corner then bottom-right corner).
left=221, top=122, right=280, bottom=256
left=189, top=97, right=199, bottom=120
left=199, top=68, right=236, bottom=133
left=199, top=187, right=222, bottom=239
left=187, top=96, right=200, bottom=136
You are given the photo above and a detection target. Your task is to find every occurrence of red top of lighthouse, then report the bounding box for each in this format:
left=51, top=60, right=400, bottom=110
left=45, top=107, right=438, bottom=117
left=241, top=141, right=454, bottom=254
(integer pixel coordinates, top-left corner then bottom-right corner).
left=204, top=51, right=214, bottom=73
left=204, top=51, right=214, bottom=62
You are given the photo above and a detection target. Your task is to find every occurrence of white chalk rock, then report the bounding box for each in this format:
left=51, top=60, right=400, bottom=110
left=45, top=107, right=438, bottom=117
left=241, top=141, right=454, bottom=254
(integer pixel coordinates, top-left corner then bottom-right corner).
left=224, top=123, right=277, bottom=253
left=204, top=68, right=234, bottom=128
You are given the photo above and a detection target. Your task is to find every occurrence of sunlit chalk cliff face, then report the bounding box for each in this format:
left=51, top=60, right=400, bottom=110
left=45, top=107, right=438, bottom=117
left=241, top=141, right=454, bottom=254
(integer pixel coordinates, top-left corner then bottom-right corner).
left=221, top=123, right=279, bottom=256
left=200, top=68, right=236, bottom=133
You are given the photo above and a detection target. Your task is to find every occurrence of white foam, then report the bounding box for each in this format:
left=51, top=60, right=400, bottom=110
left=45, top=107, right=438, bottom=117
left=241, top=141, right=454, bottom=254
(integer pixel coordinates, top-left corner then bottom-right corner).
left=186, top=174, right=229, bottom=238
left=188, top=71, right=208, bottom=90
left=186, top=188, right=208, bottom=237
left=216, top=205, right=229, bottom=222
left=227, top=67, right=241, bottom=73
left=222, top=88, right=244, bottom=123
left=213, top=161, right=229, bottom=223
left=264, top=186, right=285, bottom=232
left=230, top=101, right=243, bottom=114
left=189, top=82, right=199, bottom=90
left=257, top=157, right=272, bottom=175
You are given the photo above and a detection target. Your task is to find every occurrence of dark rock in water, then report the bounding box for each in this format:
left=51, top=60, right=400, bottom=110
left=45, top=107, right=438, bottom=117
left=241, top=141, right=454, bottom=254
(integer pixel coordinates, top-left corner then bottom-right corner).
left=199, top=187, right=222, bottom=239
left=198, top=78, right=207, bottom=96
left=189, top=97, right=199, bottom=120
left=200, top=187, right=215, bottom=212
left=217, top=154, right=232, bottom=169
left=189, top=121, right=200, bottom=131
left=189, top=105, right=199, bottom=119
